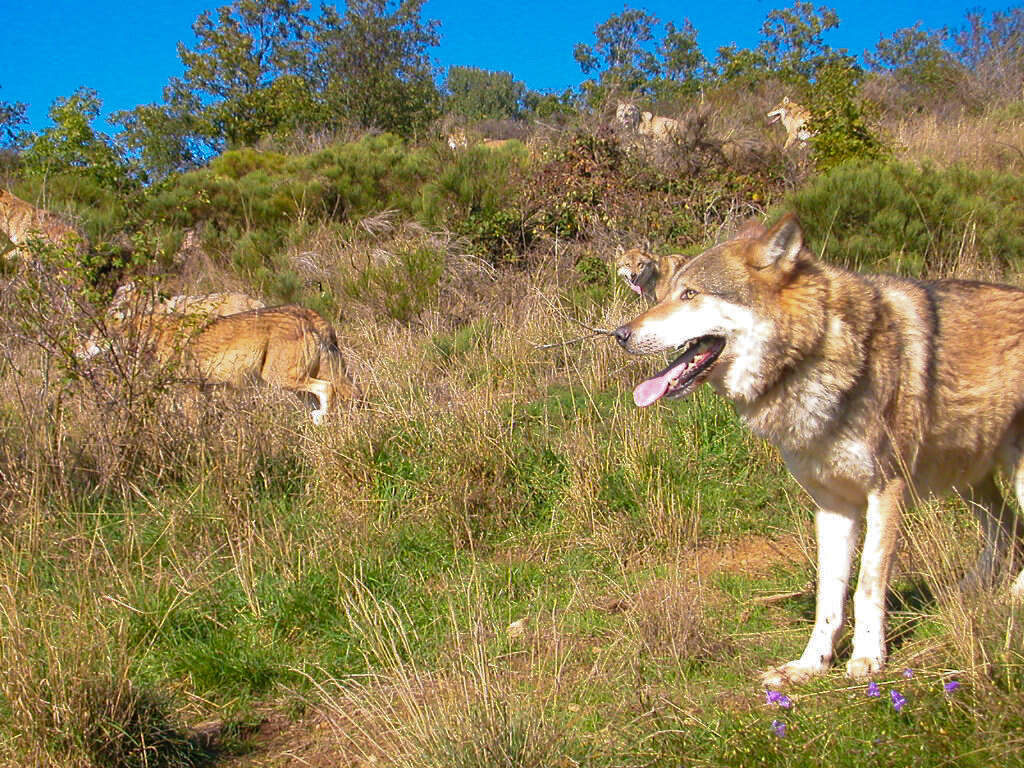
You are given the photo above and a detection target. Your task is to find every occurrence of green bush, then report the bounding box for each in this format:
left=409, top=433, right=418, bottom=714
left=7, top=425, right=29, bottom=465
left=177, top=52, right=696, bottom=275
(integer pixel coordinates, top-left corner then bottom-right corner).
left=784, top=160, right=1024, bottom=275
left=341, top=242, right=445, bottom=324
left=141, top=134, right=437, bottom=270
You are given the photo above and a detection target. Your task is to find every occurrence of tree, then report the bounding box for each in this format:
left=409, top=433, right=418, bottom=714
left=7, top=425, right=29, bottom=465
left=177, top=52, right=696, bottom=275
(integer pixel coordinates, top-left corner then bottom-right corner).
left=950, top=8, right=1024, bottom=100
left=22, top=88, right=128, bottom=189
left=174, top=0, right=317, bottom=149
left=0, top=87, right=28, bottom=150
left=445, top=66, right=526, bottom=121
left=573, top=6, right=662, bottom=101
left=865, top=23, right=965, bottom=109
left=313, top=0, right=441, bottom=136
left=659, top=19, right=707, bottom=94
left=758, top=2, right=845, bottom=82
left=712, top=2, right=847, bottom=87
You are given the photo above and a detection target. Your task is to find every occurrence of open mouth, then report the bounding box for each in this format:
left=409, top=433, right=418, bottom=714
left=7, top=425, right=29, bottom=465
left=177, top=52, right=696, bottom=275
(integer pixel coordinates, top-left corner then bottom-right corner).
left=766, top=113, right=781, bottom=124
left=619, top=263, right=655, bottom=296
left=633, top=335, right=726, bottom=407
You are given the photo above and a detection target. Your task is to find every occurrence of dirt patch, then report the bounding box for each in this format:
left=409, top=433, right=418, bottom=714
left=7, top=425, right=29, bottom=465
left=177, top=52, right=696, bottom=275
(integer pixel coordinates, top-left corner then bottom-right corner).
left=691, top=533, right=809, bottom=579
left=213, top=712, right=354, bottom=768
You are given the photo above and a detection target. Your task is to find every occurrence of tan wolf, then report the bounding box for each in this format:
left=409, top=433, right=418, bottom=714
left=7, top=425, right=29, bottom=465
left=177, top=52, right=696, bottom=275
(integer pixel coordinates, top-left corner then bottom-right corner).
left=614, top=245, right=684, bottom=302
left=766, top=97, right=814, bottom=149
left=0, top=188, right=86, bottom=260
left=614, top=102, right=680, bottom=143
left=614, top=214, right=1024, bottom=686
left=89, top=305, right=358, bottom=424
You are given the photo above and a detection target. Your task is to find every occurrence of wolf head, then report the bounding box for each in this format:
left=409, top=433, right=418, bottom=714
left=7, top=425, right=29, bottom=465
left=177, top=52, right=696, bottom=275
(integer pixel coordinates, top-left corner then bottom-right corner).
left=614, top=215, right=814, bottom=407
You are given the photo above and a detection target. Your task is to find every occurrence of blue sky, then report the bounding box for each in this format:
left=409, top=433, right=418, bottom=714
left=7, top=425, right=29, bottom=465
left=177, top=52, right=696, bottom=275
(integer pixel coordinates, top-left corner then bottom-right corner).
left=0, top=0, right=1000, bottom=134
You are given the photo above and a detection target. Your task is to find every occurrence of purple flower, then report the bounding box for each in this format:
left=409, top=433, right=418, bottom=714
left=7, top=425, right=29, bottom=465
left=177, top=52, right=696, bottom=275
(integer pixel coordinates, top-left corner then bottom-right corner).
left=765, top=690, right=792, bottom=708
left=866, top=681, right=881, bottom=697
left=943, top=680, right=960, bottom=695
left=891, top=689, right=907, bottom=713
left=771, top=719, right=787, bottom=738
left=902, top=668, right=914, bottom=679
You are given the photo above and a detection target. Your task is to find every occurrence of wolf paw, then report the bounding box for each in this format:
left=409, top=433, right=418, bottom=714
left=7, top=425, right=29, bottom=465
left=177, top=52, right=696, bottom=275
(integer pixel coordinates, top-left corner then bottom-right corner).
left=846, top=656, right=885, bottom=679
left=761, top=661, right=827, bottom=687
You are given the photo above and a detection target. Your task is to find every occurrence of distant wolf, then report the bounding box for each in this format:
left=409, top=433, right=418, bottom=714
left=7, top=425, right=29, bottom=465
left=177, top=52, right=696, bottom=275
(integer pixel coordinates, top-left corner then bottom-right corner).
left=446, top=128, right=470, bottom=150
left=0, top=188, right=86, bottom=260
left=614, top=245, right=685, bottom=302
left=614, top=103, right=680, bottom=143
left=614, top=214, right=1024, bottom=686
left=86, top=304, right=358, bottom=424
left=766, top=97, right=814, bottom=149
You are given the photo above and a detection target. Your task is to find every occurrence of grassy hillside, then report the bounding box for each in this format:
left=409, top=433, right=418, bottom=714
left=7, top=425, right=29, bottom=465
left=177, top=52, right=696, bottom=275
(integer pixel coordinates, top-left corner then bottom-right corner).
left=2, top=99, right=1024, bottom=767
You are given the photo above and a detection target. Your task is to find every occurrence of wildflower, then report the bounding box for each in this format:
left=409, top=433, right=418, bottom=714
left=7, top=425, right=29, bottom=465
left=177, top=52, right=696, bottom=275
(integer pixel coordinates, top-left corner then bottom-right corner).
left=866, top=681, right=880, bottom=697
left=765, top=690, right=792, bottom=708
left=771, top=719, right=787, bottom=738
left=902, top=668, right=914, bottom=679
left=891, top=689, right=907, bottom=713
left=943, top=680, right=960, bottom=695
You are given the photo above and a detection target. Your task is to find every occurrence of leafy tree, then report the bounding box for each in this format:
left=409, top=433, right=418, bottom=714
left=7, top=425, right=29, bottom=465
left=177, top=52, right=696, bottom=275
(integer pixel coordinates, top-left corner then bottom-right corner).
left=865, top=23, right=965, bottom=109
left=574, top=6, right=662, bottom=101
left=174, top=0, right=317, bottom=149
left=0, top=87, right=28, bottom=149
left=114, top=88, right=207, bottom=180
left=659, top=19, right=707, bottom=95
left=115, top=0, right=318, bottom=174
left=22, top=88, right=129, bottom=189
left=758, top=2, right=845, bottom=82
left=313, top=0, right=441, bottom=136
left=523, top=88, right=578, bottom=122
left=445, top=66, right=526, bottom=121
left=712, top=2, right=847, bottom=87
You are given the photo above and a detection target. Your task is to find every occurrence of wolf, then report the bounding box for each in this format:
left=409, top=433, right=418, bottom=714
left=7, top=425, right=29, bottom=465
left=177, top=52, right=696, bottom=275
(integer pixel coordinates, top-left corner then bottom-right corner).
left=766, top=97, right=814, bottom=150
left=613, top=214, right=1024, bottom=686
left=87, top=305, right=358, bottom=424
left=614, top=245, right=684, bottom=302
left=0, top=188, right=86, bottom=260
left=614, top=103, right=680, bottom=143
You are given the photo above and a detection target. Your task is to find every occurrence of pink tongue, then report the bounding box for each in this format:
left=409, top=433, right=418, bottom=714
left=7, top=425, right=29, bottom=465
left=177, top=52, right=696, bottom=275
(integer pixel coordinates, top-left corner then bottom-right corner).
left=629, top=281, right=642, bottom=295
left=633, top=371, right=673, bottom=407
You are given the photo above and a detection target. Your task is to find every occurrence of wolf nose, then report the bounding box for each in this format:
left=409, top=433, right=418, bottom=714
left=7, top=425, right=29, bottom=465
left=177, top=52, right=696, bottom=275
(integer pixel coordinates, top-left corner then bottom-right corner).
left=613, top=325, right=632, bottom=347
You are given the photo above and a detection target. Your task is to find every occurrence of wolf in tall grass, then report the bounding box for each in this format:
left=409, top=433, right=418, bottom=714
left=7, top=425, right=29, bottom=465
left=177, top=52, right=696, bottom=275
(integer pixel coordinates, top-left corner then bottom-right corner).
left=84, top=304, right=358, bottom=424
left=614, top=215, right=1024, bottom=685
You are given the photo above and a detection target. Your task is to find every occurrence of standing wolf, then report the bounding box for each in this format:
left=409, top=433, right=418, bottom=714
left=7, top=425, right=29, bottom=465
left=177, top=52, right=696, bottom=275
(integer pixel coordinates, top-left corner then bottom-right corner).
left=766, top=97, right=814, bottom=150
left=613, top=215, right=1024, bottom=685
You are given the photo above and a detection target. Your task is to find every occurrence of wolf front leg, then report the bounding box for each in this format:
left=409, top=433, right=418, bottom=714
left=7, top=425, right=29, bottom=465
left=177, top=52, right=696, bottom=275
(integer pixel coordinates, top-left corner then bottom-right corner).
left=762, top=491, right=860, bottom=687
left=847, top=480, right=904, bottom=679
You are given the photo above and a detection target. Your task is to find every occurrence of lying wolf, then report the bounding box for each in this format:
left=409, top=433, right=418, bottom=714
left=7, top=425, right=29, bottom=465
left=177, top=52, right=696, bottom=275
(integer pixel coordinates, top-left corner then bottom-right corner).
left=614, top=215, right=1024, bottom=685
left=88, top=305, right=358, bottom=424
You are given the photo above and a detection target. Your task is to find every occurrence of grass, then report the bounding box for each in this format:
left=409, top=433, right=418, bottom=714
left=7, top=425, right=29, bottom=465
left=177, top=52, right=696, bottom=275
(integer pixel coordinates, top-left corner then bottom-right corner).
left=4, top=115, right=1024, bottom=766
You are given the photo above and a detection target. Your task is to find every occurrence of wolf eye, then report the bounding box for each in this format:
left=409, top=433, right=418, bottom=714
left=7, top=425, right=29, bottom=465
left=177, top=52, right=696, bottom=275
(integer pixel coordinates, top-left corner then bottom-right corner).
left=681, top=288, right=698, bottom=300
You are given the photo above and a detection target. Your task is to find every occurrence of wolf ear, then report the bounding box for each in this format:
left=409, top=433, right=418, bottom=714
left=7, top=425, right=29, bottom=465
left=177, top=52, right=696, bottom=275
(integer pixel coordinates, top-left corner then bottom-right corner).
left=752, top=214, right=804, bottom=270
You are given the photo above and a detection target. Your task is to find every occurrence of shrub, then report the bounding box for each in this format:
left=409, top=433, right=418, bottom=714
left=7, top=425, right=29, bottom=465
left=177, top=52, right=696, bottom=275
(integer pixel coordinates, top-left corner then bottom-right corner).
left=340, top=242, right=445, bottom=324
left=784, top=160, right=1024, bottom=276
left=807, top=62, right=885, bottom=171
